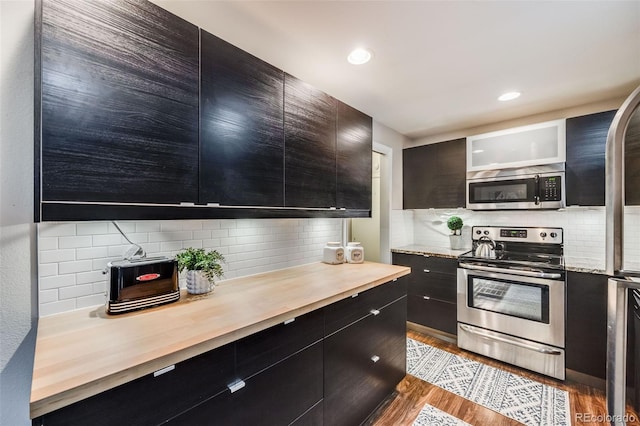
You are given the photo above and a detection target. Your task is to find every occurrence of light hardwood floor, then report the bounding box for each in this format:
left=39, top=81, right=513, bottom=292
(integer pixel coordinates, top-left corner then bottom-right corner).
left=370, top=330, right=640, bottom=426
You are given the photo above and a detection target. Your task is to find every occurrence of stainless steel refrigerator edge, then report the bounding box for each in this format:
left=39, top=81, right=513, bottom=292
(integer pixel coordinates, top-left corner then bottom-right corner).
left=606, top=84, right=640, bottom=425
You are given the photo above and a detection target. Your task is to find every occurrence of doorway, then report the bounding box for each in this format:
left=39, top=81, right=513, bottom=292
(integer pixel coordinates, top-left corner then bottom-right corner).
left=351, top=145, right=391, bottom=263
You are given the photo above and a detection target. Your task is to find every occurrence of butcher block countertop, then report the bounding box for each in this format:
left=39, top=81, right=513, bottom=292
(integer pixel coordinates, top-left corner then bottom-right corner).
left=30, top=261, right=410, bottom=418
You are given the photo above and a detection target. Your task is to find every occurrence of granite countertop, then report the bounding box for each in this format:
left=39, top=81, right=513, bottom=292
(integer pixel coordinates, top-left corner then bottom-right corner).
left=392, top=245, right=610, bottom=275
left=391, top=245, right=469, bottom=259
left=30, top=261, right=410, bottom=418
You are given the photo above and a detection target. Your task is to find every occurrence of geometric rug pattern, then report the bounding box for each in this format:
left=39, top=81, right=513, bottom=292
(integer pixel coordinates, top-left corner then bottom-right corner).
left=411, top=403, right=472, bottom=426
left=407, top=338, right=571, bottom=426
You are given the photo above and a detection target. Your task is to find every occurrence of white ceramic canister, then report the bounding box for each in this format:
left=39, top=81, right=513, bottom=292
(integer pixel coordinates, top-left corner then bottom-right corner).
left=323, top=242, right=344, bottom=265
left=345, top=242, right=364, bottom=264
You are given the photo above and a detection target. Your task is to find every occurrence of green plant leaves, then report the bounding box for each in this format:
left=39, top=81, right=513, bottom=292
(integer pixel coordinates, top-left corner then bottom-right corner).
left=175, top=247, right=225, bottom=283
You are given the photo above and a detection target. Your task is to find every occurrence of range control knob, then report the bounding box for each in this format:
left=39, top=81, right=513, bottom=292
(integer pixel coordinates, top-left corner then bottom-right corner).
left=550, top=232, right=557, bottom=238
left=484, top=230, right=489, bottom=235
left=476, top=230, right=482, bottom=235
left=540, top=232, right=547, bottom=238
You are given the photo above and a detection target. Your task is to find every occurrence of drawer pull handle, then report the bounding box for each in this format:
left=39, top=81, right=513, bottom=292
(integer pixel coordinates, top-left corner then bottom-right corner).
left=423, top=296, right=430, bottom=300
left=153, top=365, right=175, bottom=377
left=370, top=309, right=380, bottom=316
left=423, top=254, right=430, bottom=258
left=351, top=293, right=359, bottom=298
left=393, top=278, right=398, bottom=282
left=423, top=269, right=430, bottom=273
left=283, top=318, right=295, bottom=325
left=228, top=379, right=246, bottom=393
left=371, top=355, right=380, bottom=363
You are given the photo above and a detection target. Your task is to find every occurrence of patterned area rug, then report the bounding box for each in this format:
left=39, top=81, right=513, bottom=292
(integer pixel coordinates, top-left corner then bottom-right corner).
left=412, top=404, right=471, bottom=426
left=407, top=338, right=571, bottom=426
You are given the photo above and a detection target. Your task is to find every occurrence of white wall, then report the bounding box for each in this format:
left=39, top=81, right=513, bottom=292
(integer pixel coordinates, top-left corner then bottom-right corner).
left=0, top=1, right=38, bottom=425
left=38, top=218, right=342, bottom=316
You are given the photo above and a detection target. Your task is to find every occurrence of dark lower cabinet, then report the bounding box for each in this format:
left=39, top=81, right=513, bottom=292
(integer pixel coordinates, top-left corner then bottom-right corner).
left=407, top=295, right=457, bottom=335
left=167, top=342, right=324, bottom=426
left=33, top=281, right=406, bottom=426
left=36, top=0, right=200, bottom=215
left=392, top=252, right=458, bottom=335
left=324, top=297, right=407, bottom=426
left=33, top=342, right=236, bottom=426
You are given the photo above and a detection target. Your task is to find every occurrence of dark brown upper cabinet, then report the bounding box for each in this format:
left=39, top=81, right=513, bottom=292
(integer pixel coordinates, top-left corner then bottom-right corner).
left=403, top=138, right=466, bottom=209
left=199, top=30, right=285, bottom=207
left=36, top=0, right=199, bottom=220
left=566, top=110, right=616, bottom=206
left=284, top=74, right=338, bottom=208
left=336, top=102, right=373, bottom=210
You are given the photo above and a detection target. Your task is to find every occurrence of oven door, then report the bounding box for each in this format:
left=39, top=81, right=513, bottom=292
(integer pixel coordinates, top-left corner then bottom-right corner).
left=457, top=266, right=565, bottom=348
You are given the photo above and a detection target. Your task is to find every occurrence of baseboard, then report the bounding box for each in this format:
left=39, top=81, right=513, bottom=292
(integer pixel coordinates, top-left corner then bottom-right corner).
left=407, top=321, right=457, bottom=345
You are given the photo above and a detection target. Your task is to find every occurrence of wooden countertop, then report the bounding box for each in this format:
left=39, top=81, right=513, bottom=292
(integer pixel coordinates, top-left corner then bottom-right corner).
left=30, top=261, right=410, bottom=418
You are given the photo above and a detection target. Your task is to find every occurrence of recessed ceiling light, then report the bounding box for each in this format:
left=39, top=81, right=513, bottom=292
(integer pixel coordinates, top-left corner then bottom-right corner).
left=347, top=48, right=373, bottom=65
left=498, top=91, right=521, bottom=102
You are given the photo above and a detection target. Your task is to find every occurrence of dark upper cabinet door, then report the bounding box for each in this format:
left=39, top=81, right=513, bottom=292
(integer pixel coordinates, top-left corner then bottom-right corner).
left=284, top=74, right=337, bottom=208
left=566, top=110, right=616, bottom=206
left=199, top=30, right=285, bottom=207
left=336, top=101, right=372, bottom=210
left=37, top=0, right=199, bottom=209
left=403, top=138, right=466, bottom=209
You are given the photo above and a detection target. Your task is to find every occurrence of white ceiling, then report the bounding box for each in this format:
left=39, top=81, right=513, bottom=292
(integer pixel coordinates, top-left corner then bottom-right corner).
left=154, top=0, right=640, bottom=139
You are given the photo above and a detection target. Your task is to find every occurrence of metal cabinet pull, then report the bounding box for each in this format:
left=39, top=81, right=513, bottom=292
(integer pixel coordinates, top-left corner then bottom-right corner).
left=423, top=269, right=430, bottom=273
left=153, top=365, right=175, bottom=377
left=371, top=355, right=380, bottom=363
left=423, top=296, right=430, bottom=300
left=228, top=379, right=246, bottom=393
left=283, top=318, right=295, bottom=325
left=351, top=293, right=359, bottom=298
left=370, top=309, right=380, bottom=316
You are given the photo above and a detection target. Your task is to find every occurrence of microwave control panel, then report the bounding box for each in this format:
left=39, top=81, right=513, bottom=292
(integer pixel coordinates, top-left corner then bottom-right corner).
left=540, top=176, right=562, bottom=201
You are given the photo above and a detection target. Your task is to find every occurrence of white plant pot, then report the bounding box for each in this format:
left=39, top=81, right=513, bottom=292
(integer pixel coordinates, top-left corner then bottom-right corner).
left=186, top=270, right=215, bottom=294
left=449, top=234, right=464, bottom=250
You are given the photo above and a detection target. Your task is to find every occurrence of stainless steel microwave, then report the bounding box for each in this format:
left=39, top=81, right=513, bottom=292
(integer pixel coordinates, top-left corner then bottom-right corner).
left=466, top=164, right=565, bottom=210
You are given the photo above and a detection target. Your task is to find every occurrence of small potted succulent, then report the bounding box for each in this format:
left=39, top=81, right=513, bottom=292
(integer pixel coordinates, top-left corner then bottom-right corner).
left=175, top=247, right=225, bottom=294
left=447, top=216, right=465, bottom=250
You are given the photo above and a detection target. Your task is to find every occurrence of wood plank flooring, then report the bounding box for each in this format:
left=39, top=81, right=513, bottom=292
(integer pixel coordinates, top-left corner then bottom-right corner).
left=370, top=330, right=640, bottom=426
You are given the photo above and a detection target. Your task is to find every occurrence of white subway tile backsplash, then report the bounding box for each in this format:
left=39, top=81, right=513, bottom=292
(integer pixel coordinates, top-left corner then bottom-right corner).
left=37, top=218, right=343, bottom=317
left=40, top=249, right=75, bottom=264
left=39, top=223, right=76, bottom=237
left=93, top=234, right=124, bottom=247
left=59, top=260, right=93, bottom=275
left=58, top=236, right=93, bottom=249
left=77, top=222, right=109, bottom=235
left=40, top=274, right=76, bottom=290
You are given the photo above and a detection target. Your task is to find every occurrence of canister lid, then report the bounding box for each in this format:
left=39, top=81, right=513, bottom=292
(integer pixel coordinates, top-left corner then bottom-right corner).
left=347, top=242, right=362, bottom=247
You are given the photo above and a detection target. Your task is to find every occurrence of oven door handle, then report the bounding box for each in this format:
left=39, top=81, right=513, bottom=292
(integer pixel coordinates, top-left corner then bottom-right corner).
left=458, top=262, right=562, bottom=279
left=459, top=324, right=563, bottom=355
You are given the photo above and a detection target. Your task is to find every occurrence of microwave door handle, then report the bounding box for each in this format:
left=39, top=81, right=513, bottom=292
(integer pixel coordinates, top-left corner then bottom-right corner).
left=534, top=174, right=541, bottom=205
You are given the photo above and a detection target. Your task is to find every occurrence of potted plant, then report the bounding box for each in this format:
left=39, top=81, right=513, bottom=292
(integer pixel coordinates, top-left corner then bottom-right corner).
left=447, top=216, right=465, bottom=250
left=175, top=248, right=225, bottom=294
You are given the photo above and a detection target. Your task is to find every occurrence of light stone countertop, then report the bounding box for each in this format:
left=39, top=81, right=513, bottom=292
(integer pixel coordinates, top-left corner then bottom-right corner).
left=391, top=245, right=470, bottom=259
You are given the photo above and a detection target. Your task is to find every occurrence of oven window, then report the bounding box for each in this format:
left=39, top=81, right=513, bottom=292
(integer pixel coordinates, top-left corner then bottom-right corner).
left=469, top=178, right=535, bottom=203
left=467, top=276, right=549, bottom=323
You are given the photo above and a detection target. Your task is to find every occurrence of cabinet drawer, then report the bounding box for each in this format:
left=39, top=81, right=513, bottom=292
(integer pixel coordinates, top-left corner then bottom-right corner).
left=393, top=252, right=458, bottom=275
left=408, top=271, right=457, bottom=303
left=291, top=400, right=323, bottom=426
left=408, top=295, right=457, bottom=335
left=324, top=297, right=407, bottom=426
left=38, top=342, right=236, bottom=426
left=325, top=278, right=407, bottom=336
left=168, top=342, right=323, bottom=426
left=236, top=308, right=324, bottom=378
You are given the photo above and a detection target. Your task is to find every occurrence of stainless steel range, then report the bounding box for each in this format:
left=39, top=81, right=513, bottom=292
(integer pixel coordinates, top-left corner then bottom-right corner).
left=457, top=226, right=566, bottom=380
